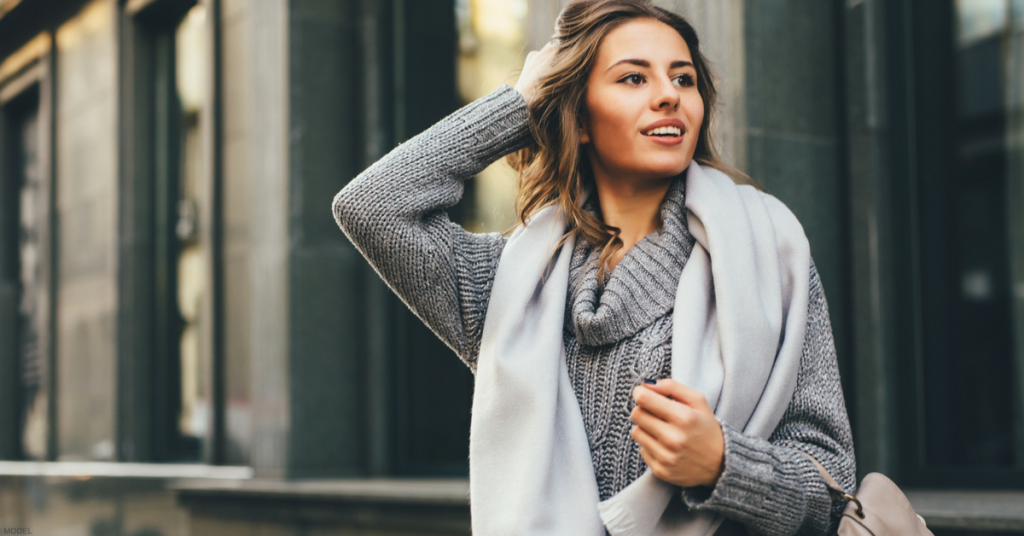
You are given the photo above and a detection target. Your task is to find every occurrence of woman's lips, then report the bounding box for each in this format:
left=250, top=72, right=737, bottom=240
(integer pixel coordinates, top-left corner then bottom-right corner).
left=640, top=118, right=686, bottom=146
left=642, top=118, right=686, bottom=132
left=643, top=132, right=685, bottom=146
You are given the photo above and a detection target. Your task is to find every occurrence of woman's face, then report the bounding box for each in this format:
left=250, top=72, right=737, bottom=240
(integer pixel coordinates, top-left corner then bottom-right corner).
left=581, top=18, right=704, bottom=184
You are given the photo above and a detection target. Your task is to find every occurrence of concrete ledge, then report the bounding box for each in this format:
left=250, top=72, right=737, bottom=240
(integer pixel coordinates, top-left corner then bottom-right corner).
left=174, top=479, right=471, bottom=536
left=172, top=478, right=469, bottom=505
left=906, top=489, right=1024, bottom=532
left=0, top=461, right=254, bottom=479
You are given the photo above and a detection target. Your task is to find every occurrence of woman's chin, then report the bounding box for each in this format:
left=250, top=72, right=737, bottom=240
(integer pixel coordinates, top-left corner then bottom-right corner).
left=597, top=158, right=689, bottom=183
left=641, top=162, right=689, bottom=180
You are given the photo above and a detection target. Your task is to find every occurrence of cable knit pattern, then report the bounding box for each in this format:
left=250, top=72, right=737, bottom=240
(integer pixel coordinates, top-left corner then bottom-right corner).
left=564, top=181, right=694, bottom=502
left=568, top=183, right=694, bottom=347
left=333, top=85, right=856, bottom=536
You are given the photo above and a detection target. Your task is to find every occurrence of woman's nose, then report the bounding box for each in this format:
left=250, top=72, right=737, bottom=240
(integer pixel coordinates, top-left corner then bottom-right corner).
left=652, top=77, right=679, bottom=110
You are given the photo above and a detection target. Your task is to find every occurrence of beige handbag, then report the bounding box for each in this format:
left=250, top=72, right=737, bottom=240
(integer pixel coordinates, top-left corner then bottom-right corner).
left=804, top=455, right=934, bottom=536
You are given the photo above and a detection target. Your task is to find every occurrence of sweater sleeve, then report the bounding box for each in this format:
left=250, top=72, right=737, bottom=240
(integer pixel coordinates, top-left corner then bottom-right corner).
left=681, top=260, right=857, bottom=536
left=332, top=85, right=532, bottom=370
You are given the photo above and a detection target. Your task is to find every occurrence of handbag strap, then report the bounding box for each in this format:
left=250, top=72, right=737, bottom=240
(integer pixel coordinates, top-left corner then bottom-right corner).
left=801, top=453, right=865, bottom=519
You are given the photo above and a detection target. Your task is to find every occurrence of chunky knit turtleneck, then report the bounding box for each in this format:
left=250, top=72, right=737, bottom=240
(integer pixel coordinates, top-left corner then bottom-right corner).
left=564, top=178, right=696, bottom=500
left=333, top=85, right=856, bottom=536
left=568, top=179, right=694, bottom=347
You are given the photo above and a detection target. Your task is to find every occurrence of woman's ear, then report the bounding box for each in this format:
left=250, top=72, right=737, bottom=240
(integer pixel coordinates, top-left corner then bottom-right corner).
left=578, top=105, right=592, bottom=143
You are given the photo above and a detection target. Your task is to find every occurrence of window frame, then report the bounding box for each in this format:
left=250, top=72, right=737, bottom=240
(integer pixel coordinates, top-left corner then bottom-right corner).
left=117, top=0, right=226, bottom=464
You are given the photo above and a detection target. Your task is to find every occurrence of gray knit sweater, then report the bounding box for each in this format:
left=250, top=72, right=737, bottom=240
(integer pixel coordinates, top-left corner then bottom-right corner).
left=333, top=85, right=856, bottom=536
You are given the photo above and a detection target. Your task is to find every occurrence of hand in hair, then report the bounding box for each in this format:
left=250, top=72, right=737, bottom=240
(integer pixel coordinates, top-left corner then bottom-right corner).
left=630, top=378, right=725, bottom=488
left=514, top=41, right=558, bottom=106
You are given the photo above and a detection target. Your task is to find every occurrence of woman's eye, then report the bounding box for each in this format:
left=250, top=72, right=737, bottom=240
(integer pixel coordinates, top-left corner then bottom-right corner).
left=621, top=73, right=644, bottom=85
left=675, top=74, right=695, bottom=87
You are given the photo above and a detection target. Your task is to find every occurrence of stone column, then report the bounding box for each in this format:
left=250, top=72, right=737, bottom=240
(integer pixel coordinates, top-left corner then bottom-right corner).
left=243, top=0, right=365, bottom=478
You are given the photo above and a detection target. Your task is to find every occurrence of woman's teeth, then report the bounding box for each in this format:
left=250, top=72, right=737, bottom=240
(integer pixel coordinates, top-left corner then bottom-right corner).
left=644, top=126, right=682, bottom=137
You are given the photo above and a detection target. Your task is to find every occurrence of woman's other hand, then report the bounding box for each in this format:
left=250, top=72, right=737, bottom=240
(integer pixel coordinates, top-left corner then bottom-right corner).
left=514, top=41, right=557, bottom=106
left=630, top=378, right=725, bottom=488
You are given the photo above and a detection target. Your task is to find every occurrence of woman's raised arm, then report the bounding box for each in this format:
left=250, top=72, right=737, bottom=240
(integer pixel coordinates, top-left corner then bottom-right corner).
left=332, top=85, right=532, bottom=369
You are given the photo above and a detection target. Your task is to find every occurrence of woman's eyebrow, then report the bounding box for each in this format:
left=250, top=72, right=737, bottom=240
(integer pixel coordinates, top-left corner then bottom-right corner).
left=606, top=58, right=694, bottom=72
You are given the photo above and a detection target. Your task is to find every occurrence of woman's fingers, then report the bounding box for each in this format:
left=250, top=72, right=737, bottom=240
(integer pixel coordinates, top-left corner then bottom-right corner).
left=632, top=383, right=697, bottom=427
left=630, top=424, right=672, bottom=465
left=514, top=41, right=558, bottom=105
left=633, top=425, right=683, bottom=483
left=630, top=405, right=675, bottom=443
left=642, top=379, right=714, bottom=413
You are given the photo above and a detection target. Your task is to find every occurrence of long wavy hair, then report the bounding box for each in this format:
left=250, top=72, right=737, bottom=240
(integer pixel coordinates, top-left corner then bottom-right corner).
left=507, top=0, right=757, bottom=279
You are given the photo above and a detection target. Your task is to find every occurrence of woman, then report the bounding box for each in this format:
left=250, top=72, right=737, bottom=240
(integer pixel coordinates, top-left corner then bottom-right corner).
left=333, top=1, right=855, bottom=534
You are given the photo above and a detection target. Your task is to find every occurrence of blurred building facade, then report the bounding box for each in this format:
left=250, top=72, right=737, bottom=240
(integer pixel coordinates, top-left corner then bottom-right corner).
left=0, top=0, right=1022, bottom=534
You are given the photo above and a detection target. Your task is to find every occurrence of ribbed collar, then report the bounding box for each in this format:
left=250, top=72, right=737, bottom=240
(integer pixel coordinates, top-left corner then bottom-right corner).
left=567, top=176, right=695, bottom=347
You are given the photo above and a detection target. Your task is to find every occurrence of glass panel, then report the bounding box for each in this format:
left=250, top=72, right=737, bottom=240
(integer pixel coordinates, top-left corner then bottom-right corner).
left=174, top=4, right=209, bottom=452
left=456, top=0, right=528, bottom=233
left=917, top=0, right=1024, bottom=469
left=55, top=0, right=118, bottom=460
left=16, top=102, right=46, bottom=460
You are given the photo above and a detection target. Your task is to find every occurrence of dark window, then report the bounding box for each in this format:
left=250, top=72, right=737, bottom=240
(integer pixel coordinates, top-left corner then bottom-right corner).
left=129, top=0, right=210, bottom=462
left=0, top=88, right=45, bottom=461
left=906, top=0, right=1024, bottom=485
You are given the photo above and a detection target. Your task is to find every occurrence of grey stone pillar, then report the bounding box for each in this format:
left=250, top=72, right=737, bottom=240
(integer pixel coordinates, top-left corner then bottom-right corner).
left=285, top=0, right=365, bottom=478
left=245, top=0, right=365, bottom=478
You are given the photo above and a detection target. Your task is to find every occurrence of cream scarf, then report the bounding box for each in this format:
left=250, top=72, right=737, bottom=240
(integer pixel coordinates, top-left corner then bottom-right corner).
left=471, top=161, right=811, bottom=535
